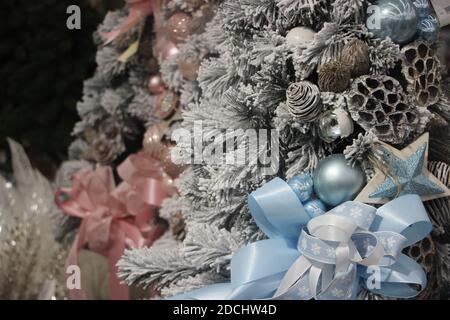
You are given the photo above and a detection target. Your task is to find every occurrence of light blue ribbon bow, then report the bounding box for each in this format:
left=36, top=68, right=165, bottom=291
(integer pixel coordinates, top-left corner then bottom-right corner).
left=170, top=177, right=431, bottom=300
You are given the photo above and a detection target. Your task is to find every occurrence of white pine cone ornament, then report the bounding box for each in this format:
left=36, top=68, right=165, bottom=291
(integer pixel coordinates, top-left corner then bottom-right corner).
left=347, top=75, right=419, bottom=144
left=286, top=81, right=322, bottom=122
left=341, top=39, right=371, bottom=78
left=401, top=41, right=442, bottom=108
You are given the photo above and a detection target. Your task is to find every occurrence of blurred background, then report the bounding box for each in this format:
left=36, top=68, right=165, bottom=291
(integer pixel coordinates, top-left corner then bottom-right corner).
left=0, top=0, right=121, bottom=179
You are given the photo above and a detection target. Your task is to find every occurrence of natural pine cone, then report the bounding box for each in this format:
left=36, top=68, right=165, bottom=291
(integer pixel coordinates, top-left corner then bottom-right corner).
left=341, top=39, right=371, bottom=78
left=318, top=60, right=351, bottom=93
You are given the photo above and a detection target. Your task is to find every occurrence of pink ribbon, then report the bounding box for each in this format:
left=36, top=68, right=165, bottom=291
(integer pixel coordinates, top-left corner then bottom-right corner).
left=102, top=0, right=176, bottom=62
left=56, top=152, right=168, bottom=300
left=102, top=0, right=155, bottom=44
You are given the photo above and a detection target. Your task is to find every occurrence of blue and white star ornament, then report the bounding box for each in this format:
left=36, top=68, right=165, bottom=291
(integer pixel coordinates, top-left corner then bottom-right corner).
left=355, top=133, right=450, bottom=204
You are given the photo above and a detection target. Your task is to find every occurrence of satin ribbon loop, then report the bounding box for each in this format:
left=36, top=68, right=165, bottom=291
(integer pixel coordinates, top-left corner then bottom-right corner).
left=116, top=152, right=167, bottom=211
left=56, top=154, right=167, bottom=300
left=271, top=195, right=431, bottom=300
left=247, top=177, right=310, bottom=243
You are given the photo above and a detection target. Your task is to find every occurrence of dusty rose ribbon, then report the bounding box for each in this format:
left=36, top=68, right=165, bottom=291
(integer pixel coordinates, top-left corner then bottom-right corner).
left=56, top=153, right=167, bottom=300
left=101, top=0, right=173, bottom=44
left=102, top=0, right=155, bottom=44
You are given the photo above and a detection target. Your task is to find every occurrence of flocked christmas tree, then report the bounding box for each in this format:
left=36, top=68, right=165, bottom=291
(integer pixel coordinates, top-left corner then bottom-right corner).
left=140, top=0, right=225, bottom=256
left=54, top=0, right=227, bottom=299
left=56, top=2, right=162, bottom=239
left=119, top=0, right=450, bottom=299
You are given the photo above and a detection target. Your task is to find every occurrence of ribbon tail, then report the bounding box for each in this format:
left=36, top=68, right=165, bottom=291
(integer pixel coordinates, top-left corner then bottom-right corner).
left=66, top=222, right=88, bottom=300
left=108, top=230, right=129, bottom=300
left=359, top=254, right=427, bottom=298
left=228, top=239, right=300, bottom=300
left=227, top=273, right=288, bottom=300
left=55, top=188, right=87, bottom=219
left=273, top=255, right=311, bottom=297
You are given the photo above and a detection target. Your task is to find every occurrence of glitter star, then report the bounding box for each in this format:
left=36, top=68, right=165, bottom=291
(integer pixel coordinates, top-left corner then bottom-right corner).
left=356, top=133, right=450, bottom=204
left=369, top=143, right=444, bottom=199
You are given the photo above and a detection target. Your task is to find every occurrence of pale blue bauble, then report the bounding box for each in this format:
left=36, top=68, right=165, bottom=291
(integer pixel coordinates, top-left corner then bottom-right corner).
left=288, top=172, right=314, bottom=203
left=313, top=154, right=366, bottom=207
left=417, top=14, right=440, bottom=43
left=367, top=0, right=419, bottom=45
left=304, top=199, right=327, bottom=218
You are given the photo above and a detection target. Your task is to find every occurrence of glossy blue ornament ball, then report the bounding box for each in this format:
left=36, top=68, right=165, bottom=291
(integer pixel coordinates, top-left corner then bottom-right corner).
left=417, top=15, right=440, bottom=43
left=313, top=154, right=366, bottom=207
left=288, top=173, right=314, bottom=203
left=304, top=199, right=327, bottom=218
left=367, top=0, right=419, bottom=45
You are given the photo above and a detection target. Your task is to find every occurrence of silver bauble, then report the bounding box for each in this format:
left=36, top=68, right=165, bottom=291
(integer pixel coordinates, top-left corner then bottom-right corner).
left=313, top=154, right=366, bottom=206
left=317, top=109, right=354, bottom=143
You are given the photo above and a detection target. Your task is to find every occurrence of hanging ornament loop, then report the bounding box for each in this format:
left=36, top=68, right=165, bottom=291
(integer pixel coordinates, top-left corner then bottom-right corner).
left=368, top=142, right=404, bottom=198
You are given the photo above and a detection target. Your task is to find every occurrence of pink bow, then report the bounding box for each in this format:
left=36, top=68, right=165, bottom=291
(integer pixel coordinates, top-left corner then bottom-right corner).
left=56, top=152, right=168, bottom=300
